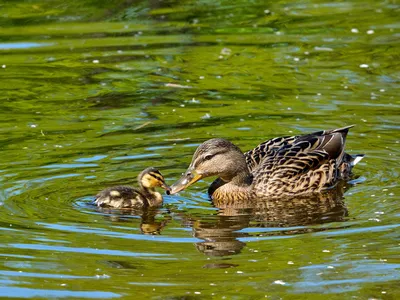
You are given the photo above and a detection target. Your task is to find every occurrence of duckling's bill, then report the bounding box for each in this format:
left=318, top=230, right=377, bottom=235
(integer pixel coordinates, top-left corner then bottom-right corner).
left=160, top=181, right=171, bottom=192
left=168, top=169, right=203, bottom=194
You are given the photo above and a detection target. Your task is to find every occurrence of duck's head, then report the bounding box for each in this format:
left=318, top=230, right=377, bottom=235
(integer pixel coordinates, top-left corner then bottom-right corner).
left=168, top=138, right=249, bottom=195
left=139, top=167, right=170, bottom=191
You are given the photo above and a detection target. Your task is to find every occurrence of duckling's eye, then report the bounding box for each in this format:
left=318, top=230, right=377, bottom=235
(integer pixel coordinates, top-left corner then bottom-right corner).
left=204, top=154, right=214, bottom=161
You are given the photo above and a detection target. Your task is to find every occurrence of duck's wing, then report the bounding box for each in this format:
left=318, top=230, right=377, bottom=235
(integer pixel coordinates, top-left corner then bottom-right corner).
left=253, top=126, right=355, bottom=195
left=293, top=125, right=354, bottom=161
left=244, top=135, right=296, bottom=171
left=244, top=125, right=353, bottom=171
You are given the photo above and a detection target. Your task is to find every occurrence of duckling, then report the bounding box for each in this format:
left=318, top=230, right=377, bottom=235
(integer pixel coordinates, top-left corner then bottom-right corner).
left=95, top=167, right=170, bottom=209
left=168, top=126, right=364, bottom=202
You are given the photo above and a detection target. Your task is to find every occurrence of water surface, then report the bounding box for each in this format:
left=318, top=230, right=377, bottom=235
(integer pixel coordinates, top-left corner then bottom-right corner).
left=0, top=0, right=399, bottom=298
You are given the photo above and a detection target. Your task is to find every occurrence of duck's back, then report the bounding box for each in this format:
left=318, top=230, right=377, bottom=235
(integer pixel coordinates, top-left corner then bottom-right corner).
left=246, top=126, right=363, bottom=197
left=95, top=186, right=147, bottom=208
left=244, top=135, right=296, bottom=171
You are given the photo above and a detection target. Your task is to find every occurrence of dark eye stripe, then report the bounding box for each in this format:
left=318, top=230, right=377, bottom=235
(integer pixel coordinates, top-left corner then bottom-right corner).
left=149, top=172, right=164, bottom=182
left=202, top=150, right=225, bottom=161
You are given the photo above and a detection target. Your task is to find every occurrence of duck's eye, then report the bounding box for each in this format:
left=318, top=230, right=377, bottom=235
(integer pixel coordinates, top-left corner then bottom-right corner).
left=204, top=154, right=214, bottom=161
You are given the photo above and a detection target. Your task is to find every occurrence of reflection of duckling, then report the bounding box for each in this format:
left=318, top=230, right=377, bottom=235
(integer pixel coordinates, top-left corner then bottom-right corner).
left=95, top=168, right=170, bottom=209
left=140, top=209, right=171, bottom=235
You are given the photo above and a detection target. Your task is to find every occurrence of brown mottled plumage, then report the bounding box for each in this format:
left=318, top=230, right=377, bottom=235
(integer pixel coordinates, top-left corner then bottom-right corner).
left=168, top=126, right=364, bottom=202
left=95, top=167, right=170, bottom=209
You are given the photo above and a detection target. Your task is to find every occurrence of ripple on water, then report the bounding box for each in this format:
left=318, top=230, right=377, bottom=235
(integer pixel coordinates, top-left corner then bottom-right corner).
left=0, top=42, right=53, bottom=49
left=112, top=153, right=159, bottom=160
left=0, top=287, right=120, bottom=299
left=75, top=155, right=108, bottom=162
left=40, top=163, right=98, bottom=169
left=294, top=261, right=400, bottom=294
left=5, top=244, right=171, bottom=258
left=313, top=223, right=400, bottom=236
left=36, top=222, right=202, bottom=244
left=0, top=270, right=100, bottom=279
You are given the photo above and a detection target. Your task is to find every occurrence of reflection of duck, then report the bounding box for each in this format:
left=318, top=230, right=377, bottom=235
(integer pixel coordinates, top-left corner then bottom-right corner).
left=169, top=126, right=364, bottom=202
left=192, top=181, right=349, bottom=257
left=193, top=216, right=248, bottom=256
left=218, top=181, right=349, bottom=224
left=95, top=167, right=170, bottom=209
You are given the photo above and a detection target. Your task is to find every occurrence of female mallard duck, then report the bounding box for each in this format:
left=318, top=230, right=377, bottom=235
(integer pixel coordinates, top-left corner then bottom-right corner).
left=95, top=167, right=170, bottom=208
left=168, top=126, right=364, bottom=201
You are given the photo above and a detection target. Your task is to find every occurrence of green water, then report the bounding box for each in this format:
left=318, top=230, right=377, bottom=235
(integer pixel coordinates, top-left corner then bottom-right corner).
left=0, top=0, right=399, bottom=298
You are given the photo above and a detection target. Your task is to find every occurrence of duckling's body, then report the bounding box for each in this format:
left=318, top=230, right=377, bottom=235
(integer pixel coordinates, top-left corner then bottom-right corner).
left=95, top=167, right=170, bottom=209
left=169, top=126, right=364, bottom=201
left=95, top=185, right=162, bottom=209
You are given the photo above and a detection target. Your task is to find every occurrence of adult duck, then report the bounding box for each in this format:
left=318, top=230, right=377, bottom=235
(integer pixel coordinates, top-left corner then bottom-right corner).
left=168, top=126, right=363, bottom=201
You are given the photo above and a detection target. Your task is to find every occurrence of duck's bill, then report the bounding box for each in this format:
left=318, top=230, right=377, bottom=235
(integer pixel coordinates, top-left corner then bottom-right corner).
left=161, top=182, right=171, bottom=192
left=167, top=170, right=203, bottom=195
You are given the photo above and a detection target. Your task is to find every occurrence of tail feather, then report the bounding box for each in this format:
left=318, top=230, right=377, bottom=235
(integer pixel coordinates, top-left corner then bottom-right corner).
left=350, top=154, right=364, bottom=167
left=331, top=125, right=355, bottom=133
left=339, top=153, right=364, bottom=178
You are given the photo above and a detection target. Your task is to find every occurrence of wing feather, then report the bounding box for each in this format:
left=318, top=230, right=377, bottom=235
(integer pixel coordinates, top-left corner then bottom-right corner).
left=249, top=126, right=354, bottom=196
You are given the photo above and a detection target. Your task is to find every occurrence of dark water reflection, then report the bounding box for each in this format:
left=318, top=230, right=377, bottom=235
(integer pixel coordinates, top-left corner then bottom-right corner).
left=184, top=182, right=350, bottom=257
left=95, top=181, right=351, bottom=258
left=97, top=207, right=171, bottom=235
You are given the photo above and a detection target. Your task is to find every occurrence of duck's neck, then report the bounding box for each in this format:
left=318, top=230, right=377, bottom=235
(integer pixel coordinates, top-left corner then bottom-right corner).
left=227, top=168, right=253, bottom=187
left=209, top=169, right=253, bottom=201
left=141, top=187, right=163, bottom=206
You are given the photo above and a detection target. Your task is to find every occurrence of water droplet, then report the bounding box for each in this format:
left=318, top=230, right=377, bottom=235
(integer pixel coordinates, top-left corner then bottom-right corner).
left=368, top=218, right=381, bottom=222
left=220, top=48, right=232, bottom=55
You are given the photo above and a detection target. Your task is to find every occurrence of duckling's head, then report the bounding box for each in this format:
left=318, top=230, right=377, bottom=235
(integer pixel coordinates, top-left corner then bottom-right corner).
left=139, top=167, right=170, bottom=191
left=168, top=138, right=249, bottom=194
